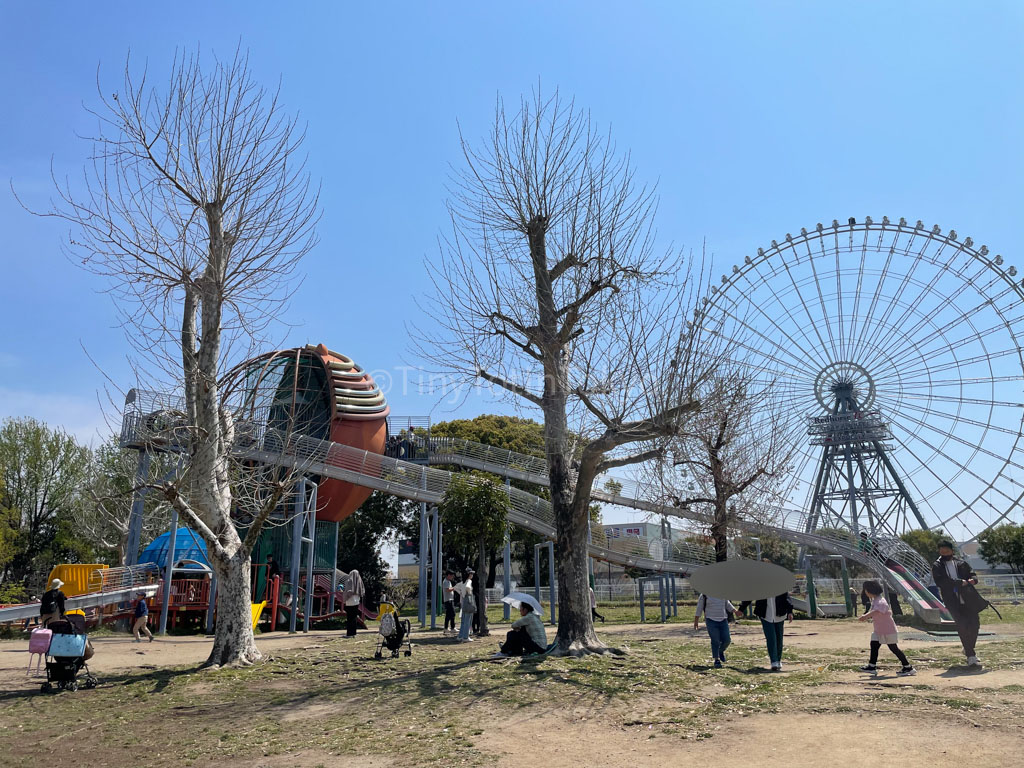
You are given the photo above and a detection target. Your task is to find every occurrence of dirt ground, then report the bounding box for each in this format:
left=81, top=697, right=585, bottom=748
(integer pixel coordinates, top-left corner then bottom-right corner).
left=2, top=618, right=1022, bottom=768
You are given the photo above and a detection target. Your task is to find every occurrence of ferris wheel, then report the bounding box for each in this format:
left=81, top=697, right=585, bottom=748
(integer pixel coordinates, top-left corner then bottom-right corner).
left=698, top=216, right=1024, bottom=540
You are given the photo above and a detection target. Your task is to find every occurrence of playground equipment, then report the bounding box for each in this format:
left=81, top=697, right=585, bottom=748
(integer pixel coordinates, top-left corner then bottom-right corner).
left=0, top=564, right=161, bottom=626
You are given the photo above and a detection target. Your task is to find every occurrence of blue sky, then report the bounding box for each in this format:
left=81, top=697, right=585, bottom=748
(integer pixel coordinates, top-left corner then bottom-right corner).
left=1, top=0, right=1022, bottom=456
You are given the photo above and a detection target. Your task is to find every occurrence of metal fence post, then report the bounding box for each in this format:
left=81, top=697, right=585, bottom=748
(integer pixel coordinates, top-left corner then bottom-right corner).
left=639, top=579, right=646, bottom=623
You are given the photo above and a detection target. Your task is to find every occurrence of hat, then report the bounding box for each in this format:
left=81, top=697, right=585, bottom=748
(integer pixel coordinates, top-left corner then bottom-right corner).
left=50, top=579, right=64, bottom=590
left=465, top=568, right=476, bottom=575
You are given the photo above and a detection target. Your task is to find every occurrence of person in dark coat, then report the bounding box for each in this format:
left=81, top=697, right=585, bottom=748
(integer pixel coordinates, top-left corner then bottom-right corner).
left=931, top=540, right=989, bottom=667
left=738, top=593, right=794, bottom=671
left=40, top=579, right=67, bottom=627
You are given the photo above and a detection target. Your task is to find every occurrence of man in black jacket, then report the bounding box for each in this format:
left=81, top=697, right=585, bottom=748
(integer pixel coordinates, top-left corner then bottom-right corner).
left=931, top=540, right=987, bottom=667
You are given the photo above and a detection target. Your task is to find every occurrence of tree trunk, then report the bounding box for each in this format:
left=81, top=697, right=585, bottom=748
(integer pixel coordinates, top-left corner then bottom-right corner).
left=206, top=545, right=260, bottom=667
left=712, top=497, right=729, bottom=563
left=475, top=534, right=489, bottom=636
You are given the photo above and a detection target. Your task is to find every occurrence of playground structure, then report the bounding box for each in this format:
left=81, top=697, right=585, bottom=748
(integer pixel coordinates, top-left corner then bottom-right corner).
left=8, top=217, right=1016, bottom=631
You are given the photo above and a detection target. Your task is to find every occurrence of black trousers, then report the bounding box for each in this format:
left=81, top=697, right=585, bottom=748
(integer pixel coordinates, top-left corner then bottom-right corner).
left=345, top=604, right=360, bottom=636
left=444, top=601, right=456, bottom=631
left=869, top=640, right=910, bottom=667
left=501, top=628, right=546, bottom=656
left=949, top=607, right=980, bottom=658
left=591, top=608, right=605, bottom=622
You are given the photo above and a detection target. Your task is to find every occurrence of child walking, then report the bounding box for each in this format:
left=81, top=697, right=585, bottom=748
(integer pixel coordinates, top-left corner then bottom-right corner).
left=694, top=593, right=736, bottom=668
left=859, top=580, right=914, bottom=676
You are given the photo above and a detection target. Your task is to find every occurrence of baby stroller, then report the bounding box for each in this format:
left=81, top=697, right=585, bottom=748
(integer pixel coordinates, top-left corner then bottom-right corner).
left=41, top=614, right=97, bottom=692
left=373, top=602, right=411, bottom=660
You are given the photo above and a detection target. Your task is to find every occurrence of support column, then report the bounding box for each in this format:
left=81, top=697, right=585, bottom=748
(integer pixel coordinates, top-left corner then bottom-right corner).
left=840, top=556, right=853, bottom=617
left=806, top=561, right=818, bottom=619
left=534, top=544, right=541, bottom=606
left=327, top=520, right=339, bottom=616
left=659, top=576, right=667, bottom=623
left=205, top=573, right=217, bottom=635
left=302, top=483, right=317, bottom=633
left=417, top=499, right=428, bottom=628
left=502, top=528, right=511, bottom=621
left=158, top=509, right=178, bottom=635
left=125, top=450, right=152, bottom=567
left=288, top=481, right=304, bottom=634
left=430, top=506, right=441, bottom=630
left=639, top=579, right=646, bottom=623
left=547, top=541, right=556, bottom=626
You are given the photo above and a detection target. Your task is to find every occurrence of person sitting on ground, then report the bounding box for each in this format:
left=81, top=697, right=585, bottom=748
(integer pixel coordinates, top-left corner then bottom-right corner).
left=495, top=603, right=547, bottom=657
left=858, top=580, right=915, bottom=676
left=132, top=592, right=153, bottom=642
left=40, top=579, right=66, bottom=627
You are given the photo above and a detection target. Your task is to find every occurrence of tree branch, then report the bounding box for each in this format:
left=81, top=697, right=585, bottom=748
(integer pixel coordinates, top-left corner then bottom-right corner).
left=476, top=367, right=543, bottom=406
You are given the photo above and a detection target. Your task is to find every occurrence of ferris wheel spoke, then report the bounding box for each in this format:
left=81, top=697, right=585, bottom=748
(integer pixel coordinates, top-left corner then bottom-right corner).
left=891, top=406, right=1024, bottom=478
left=732, top=256, right=835, bottom=372
left=860, top=236, right=969, bottom=367
left=801, top=236, right=842, bottom=360
left=885, top=297, right=1024, bottom=374
left=881, top=261, right=998, bottom=367
left=892, top=345, right=1023, bottom=383
left=855, top=235, right=930, bottom=369
left=705, top=311, right=821, bottom=382
left=890, top=395, right=1024, bottom=442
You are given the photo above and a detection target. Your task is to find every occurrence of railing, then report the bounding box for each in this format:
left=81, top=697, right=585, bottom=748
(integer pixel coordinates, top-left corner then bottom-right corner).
left=120, top=394, right=932, bottom=582
left=88, top=563, right=161, bottom=593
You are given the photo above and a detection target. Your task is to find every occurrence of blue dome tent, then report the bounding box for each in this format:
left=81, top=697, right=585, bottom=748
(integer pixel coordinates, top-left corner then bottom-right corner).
left=138, top=528, right=211, bottom=570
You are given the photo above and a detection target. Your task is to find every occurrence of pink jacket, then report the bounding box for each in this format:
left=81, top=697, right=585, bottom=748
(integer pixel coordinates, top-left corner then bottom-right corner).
left=868, top=596, right=898, bottom=636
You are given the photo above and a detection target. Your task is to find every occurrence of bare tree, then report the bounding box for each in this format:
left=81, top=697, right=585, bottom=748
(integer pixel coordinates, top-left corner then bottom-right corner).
left=663, top=366, right=795, bottom=561
left=419, top=91, right=718, bottom=655
left=77, top=437, right=175, bottom=565
left=32, top=48, right=319, bottom=666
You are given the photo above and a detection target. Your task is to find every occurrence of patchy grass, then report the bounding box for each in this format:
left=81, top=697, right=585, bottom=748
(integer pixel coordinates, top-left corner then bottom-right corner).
left=2, top=626, right=1022, bottom=767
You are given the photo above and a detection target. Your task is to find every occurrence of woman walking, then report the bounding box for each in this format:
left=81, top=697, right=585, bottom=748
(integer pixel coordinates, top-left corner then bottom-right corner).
left=456, top=569, right=476, bottom=642
left=694, top=593, right=736, bottom=668
left=739, top=592, right=794, bottom=671
left=342, top=569, right=365, bottom=637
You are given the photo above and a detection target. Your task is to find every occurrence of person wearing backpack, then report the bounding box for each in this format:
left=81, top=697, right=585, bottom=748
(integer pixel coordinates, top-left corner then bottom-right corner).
left=40, top=579, right=66, bottom=627
left=456, top=569, right=476, bottom=643
left=442, top=570, right=457, bottom=636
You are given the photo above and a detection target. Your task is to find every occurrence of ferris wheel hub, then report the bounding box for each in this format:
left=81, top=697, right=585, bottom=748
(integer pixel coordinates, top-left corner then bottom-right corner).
left=813, top=361, right=876, bottom=412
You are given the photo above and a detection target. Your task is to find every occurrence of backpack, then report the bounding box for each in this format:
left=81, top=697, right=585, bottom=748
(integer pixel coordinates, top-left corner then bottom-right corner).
left=462, top=589, right=477, bottom=614
left=40, top=591, right=57, bottom=615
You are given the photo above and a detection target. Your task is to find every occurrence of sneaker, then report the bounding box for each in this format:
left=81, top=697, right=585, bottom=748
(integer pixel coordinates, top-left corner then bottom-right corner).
left=713, top=660, right=723, bottom=669
left=860, top=664, right=878, bottom=673
left=466, top=637, right=475, bottom=642
left=491, top=652, right=510, bottom=659
left=967, top=656, right=982, bottom=667
left=897, top=666, right=916, bottom=677
left=719, top=652, right=726, bottom=663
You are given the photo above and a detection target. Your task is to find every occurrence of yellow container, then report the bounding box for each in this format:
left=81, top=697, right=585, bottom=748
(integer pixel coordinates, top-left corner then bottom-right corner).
left=46, top=564, right=109, bottom=597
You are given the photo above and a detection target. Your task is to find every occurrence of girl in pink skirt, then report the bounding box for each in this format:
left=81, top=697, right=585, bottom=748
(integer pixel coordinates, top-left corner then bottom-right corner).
left=858, top=580, right=915, bottom=676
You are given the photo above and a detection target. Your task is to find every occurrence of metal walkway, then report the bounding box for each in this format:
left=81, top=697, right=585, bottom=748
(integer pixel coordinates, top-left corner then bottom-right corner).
left=423, top=435, right=950, bottom=623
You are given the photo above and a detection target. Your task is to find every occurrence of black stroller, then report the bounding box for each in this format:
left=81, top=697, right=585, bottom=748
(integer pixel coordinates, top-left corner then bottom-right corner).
left=373, top=603, right=412, bottom=660
left=41, top=614, right=97, bottom=692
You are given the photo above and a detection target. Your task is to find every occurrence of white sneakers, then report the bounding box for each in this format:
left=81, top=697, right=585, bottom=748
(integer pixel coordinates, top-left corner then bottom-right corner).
left=967, top=656, right=982, bottom=667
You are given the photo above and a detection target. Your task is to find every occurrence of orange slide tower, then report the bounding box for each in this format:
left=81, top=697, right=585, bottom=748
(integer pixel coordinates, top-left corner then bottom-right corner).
left=233, top=343, right=390, bottom=522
